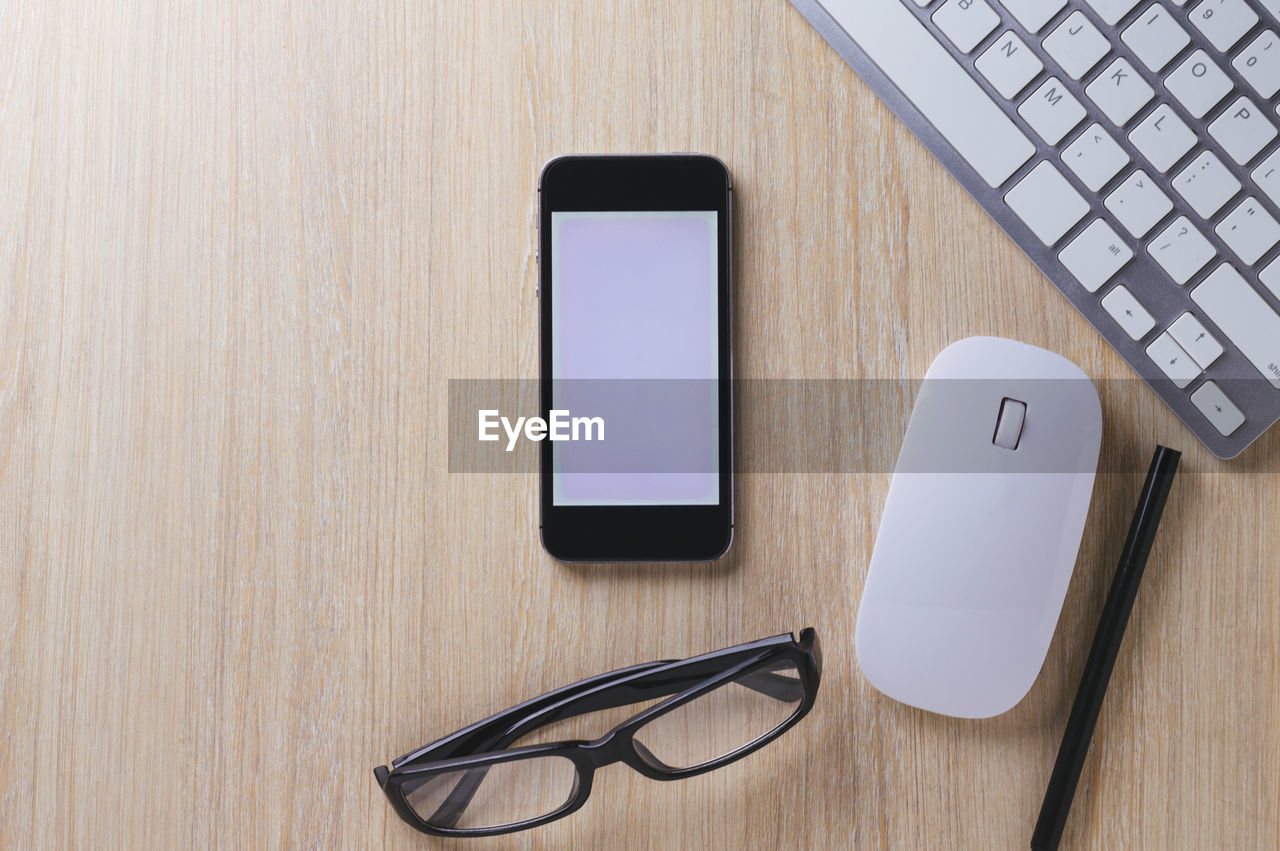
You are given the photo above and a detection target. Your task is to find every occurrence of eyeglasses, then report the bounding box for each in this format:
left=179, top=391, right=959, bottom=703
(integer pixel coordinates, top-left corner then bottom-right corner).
left=374, top=627, right=822, bottom=837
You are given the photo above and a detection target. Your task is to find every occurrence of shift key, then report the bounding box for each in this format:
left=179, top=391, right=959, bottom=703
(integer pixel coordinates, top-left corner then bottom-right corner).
left=821, top=0, right=1035, bottom=187
left=1191, top=263, right=1280, bottom=388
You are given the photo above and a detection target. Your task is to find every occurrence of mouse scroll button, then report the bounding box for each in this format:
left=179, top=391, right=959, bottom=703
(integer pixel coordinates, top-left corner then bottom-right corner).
left=993, top=398, right=1027, bottom=450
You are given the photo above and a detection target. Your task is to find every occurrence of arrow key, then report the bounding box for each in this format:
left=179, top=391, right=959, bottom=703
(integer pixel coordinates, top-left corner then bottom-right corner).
left=1169, top=312, right=1224, bottom=368
left=1146, top=332, right=1202, bottom=388
left=1191, top=381, right=1247, bottom=436
left=1102, top=284, right=1157, bottom=339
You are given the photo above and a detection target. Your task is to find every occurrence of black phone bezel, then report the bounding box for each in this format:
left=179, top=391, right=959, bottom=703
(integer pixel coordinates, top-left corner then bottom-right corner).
left=537, top=154, right=733, bottom=562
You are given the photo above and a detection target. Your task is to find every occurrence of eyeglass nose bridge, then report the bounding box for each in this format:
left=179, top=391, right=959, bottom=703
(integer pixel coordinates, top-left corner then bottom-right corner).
left=578, top=725, right=659, bottom=770
left=578, top=725, right=669, bottom=776
left=577, top=729, right=629, bottom=768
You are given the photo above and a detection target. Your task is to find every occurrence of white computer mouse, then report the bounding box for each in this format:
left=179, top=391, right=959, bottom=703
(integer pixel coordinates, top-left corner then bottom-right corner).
left=855, top=336, right=1102, bottom=718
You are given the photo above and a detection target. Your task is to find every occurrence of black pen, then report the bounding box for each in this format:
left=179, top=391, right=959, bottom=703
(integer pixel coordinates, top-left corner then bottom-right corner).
left=1031, top=445, right=1181, bottom=851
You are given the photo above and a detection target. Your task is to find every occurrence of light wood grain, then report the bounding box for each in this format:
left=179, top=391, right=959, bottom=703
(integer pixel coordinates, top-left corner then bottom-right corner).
left=2, top=1, right=1278, bottom=847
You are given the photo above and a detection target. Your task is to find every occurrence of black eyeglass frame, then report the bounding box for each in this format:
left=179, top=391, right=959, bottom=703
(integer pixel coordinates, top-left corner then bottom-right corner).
left=374, top=627, right=821, bottom=838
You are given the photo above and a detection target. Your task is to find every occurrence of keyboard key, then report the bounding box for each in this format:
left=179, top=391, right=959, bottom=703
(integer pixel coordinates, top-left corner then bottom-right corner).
left=1191, top=381, right=1247, bottom=435
left=1215, top=196, right=1280, bottom=264
left=1019, top=78, right=1088, bottom=144
left=1188, top=0, right=1258, bottom=52
left=821, top=0, right=1036, bottom=188
left=1105, top=169, right=1173, bottom=236
left=1122, top=5, right=1191, bottom=72
left=1165, top=50, right=1233, bottom=119
left=1146, top=332, right=1202, bottom=387
left=1082, top=0, right=1141, bottom=26
left=933, top=0, right=1000, bottom=53
left=1059, top=219, right=1134, bottom=290
left=1101, top=284, right=1158, bottom=338
left=1250, top=147, right=1280, bottom=206
left=1191, top=263, right=1280, bottom=387
left=1063, top=124, right=1130, bottom=190
left=1172, top=151, right=1241, bottom=217
left=1233, top=31, right=1280, bottom=99
left=1149, top=216, right=1216, bottom=284
left=1087, top=58, right=1154, bottom=125
left=1169, top=312, right=1225, bottom=366
left=1260, top=0, right=1280, bottom=21
left=1043, top=12, right=1111, bottom=80
left=1129, top=104, right=1197, bottom=172
left=1005, top=161, right=1089, bottom=244
left=1261, top=256, right=1280, bottom=297
left=976, top=32, right=1045, bottom=99
left=1208, top=97, right=1278, bottom=165
left=1001, top=0, right=1068, bottom=32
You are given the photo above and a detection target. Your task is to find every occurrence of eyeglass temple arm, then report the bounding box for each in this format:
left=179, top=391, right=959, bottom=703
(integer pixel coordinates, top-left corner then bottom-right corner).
left=425, top=659, right=800, bottom=829
left=487, top=654, right=796, bottom=753
left=731, top=668, right=805, bottom=701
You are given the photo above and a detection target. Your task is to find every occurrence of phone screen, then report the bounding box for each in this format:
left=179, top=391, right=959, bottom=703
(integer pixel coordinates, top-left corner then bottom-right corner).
left=550, top=210, right=719, bottom=506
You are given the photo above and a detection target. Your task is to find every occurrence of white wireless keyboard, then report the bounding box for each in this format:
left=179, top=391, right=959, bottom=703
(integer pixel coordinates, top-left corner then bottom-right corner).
left=790, top=0, right=1280, bottom=458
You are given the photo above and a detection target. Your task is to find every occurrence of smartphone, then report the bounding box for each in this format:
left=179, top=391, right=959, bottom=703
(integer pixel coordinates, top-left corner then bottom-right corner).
left=537, top=154, right=733, bottom=562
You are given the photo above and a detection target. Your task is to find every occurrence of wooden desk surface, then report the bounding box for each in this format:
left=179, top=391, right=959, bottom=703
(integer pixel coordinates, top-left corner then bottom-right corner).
left=3, top=1, right=1278, bottom=847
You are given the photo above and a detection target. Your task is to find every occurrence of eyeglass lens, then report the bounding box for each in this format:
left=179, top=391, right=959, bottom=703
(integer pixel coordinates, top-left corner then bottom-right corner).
left=633, top=658, right=804, bottom=771
left=402, top=755, right=579, bottom=831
